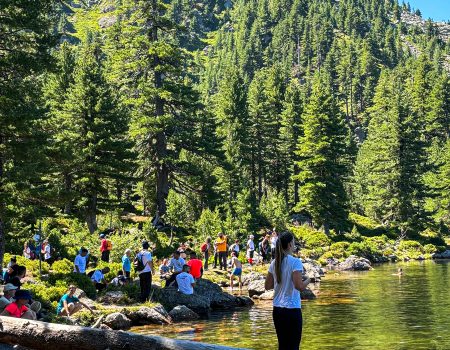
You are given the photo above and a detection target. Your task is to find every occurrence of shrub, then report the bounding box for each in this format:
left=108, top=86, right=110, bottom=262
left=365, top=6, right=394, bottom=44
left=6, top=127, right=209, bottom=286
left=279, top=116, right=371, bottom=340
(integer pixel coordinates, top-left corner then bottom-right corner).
left=423, top=244, right=437, bottom=254
left=348, top=213, right=387, bottom=236
left=329, top=242, right=350, bottom=259
left=48, top=273, right=97, bottom=299
left=52, top=259, right=74, bottom=274
left=3, top=253, right=49, bottom=275
left=291, top=225, right=331, bottom=249
left=24, top=283, right=66, bottom=310
left=397, top=240, right=424, bottom=259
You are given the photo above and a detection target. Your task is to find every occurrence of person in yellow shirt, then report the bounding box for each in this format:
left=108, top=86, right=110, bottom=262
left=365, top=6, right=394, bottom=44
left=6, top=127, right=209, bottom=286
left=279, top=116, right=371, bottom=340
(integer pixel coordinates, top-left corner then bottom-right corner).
left=215, top=233, right=228, bottom=270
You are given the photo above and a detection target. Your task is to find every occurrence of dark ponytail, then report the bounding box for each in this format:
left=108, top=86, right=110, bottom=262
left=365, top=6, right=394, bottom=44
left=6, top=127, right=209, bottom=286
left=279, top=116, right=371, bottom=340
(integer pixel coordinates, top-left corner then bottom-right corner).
left=274, top=231, right=294, bottom=284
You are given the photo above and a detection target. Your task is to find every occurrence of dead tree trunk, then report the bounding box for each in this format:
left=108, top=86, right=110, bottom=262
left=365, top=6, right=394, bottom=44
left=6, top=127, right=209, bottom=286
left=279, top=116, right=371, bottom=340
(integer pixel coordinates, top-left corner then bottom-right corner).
left=0, top=317, right=247, bottom=350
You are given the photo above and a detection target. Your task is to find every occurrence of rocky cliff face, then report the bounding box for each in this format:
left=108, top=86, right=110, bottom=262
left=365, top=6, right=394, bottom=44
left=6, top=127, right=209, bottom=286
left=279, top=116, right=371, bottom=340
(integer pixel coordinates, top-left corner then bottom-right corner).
left=401, top=12, right=450, bottom=42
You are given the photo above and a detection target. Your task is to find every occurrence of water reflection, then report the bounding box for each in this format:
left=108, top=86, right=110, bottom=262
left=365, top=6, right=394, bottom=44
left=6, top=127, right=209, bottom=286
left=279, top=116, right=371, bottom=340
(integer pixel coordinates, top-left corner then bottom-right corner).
left=132, top=261, right=450, bottom=349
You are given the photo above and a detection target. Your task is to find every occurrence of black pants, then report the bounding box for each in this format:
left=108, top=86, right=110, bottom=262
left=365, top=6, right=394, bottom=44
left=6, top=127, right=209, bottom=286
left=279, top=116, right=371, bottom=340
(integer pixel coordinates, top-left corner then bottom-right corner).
left=139, top=271, right=152, bottom=302
left=219, top=251, right=227, bottom=270
left=164, top=271, right=181, bottom=288
left=95, top=282, right=106, bottom=291
left=101, top=250, right=110, bottom=262
left=204, top=250, right=209, bottom=270
left=213, top=251, right=218, bottom=268
left=125, top=271, right=130, bottom=279
left=273, top=307, right=302, bottom=350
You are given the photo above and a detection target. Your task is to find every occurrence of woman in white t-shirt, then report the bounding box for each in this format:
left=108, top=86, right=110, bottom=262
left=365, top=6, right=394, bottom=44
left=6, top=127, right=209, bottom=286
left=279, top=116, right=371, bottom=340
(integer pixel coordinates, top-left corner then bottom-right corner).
left=265, top=231, right=310, bottom=350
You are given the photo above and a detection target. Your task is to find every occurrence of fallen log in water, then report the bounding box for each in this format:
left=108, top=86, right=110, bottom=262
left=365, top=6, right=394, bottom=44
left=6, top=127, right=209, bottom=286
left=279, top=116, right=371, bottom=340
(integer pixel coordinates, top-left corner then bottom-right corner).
left=0, top=316, right=247, bottom=350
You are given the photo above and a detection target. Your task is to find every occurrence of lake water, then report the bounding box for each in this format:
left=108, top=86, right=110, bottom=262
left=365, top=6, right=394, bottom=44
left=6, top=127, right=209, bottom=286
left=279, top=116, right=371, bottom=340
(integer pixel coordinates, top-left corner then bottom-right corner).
left=132, top=260, right=450, bottom=349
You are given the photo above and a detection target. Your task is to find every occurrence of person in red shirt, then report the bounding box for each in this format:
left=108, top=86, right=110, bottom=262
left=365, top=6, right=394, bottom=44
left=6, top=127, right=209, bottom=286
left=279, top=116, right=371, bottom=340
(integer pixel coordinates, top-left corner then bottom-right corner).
left=0, top=289, right=36, bottom=320
left=187, top=251, right=203, bottom=279
left=99, top=234, right=110, bottom=262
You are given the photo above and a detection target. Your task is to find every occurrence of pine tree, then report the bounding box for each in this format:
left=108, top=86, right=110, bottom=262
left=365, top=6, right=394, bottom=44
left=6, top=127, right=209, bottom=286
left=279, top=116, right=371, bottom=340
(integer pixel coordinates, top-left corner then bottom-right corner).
left=293, top=72, right=349, bottom=234
left=0, top=0, right=57, bottom=265
left=61, top=33, right=134, bottom=233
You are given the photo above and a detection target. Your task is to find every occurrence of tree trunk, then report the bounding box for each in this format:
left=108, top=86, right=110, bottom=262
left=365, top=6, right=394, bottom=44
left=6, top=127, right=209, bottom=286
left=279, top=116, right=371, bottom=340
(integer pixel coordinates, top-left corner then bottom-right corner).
left=0, top=133, right=5, bottom=267
left=63, top=172, right=72, bottom=215
left=86, top=192, right=98, bottom=233
left=0, top=317, right=247, bottom=350
left=150, top=0, right=169, bottom=218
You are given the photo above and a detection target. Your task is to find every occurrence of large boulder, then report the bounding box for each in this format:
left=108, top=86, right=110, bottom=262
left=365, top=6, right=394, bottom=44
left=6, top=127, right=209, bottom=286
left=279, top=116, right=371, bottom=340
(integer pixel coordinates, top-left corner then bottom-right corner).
left=242, top=272, right=265, bottom=286
left=256, top=290, right=274, bottom=300
left=337, top=256, right=372, bottom=271
left=125, top=306, right=171, bottom=325
left=103, top=312, right=132, bottom=330
left=302, top=259, right=325, bottom=282
left=153, top=287, right=211, bottom=316
left=433, top=250, right=450, bottom=259
left=247, top=279, right=266, bottom=297
left=168, top=305, right=199, bottom=322
left=152, top=279, right=253, bottom=315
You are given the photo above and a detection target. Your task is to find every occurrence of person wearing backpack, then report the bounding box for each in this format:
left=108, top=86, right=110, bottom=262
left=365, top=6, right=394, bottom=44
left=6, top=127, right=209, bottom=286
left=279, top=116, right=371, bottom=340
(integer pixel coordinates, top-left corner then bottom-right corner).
left=99, top=234, right=112, bottom=262
left=134, top=241, right=154, bottom=302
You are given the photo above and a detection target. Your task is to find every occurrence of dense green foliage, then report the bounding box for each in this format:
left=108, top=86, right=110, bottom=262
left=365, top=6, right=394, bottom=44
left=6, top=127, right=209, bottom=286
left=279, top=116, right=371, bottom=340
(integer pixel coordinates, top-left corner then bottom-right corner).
left=1, top=0, right=449, bottom=266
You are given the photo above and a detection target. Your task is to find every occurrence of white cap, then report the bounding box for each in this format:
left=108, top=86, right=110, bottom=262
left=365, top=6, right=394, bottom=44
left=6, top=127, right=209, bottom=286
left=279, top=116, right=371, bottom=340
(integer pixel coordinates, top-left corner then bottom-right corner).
left=4, top=283, right=18, bottom=292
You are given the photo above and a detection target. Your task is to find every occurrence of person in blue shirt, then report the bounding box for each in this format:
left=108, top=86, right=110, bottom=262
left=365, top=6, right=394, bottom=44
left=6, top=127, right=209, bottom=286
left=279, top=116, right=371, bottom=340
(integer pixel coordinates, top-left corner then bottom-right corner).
left=56, top=285, right=94, bottom=317
left=122, top=249, right=132, bottom=280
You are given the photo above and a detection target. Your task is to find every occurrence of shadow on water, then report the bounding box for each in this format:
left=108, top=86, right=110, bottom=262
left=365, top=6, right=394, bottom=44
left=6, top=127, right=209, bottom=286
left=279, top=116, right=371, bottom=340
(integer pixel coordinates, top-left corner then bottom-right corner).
left=132, top=261, right=450, bottom=350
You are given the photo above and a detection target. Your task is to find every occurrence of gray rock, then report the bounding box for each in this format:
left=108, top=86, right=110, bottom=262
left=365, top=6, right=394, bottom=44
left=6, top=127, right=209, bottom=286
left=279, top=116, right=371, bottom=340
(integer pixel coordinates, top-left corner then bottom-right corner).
left=242, top=272, right=265, bottom=286
left=103, top=312, right=132, bottom=330
left=126, top=306, right=171, bottom=325
left=168, top=305, right=199, bottom=322
left=98, top=16, right=117, bottom=29
left=302, top=259, right=325, bottom=281
left=100, top=4, right=115, bottom=13
left=257, top=290, right=274, bottom=300
left=433, top=250, right=450, bottom=259
left=337, top=256, right=372, bottom=271
left=99, top=323, right=112, bottom=330
left=301, top=288, right=316, bottom=300
left=153, top=287, right=211, bottom=315
left=247, top=279, right=266, bottom=297
left=79, top=297, right=96, bottom=310
left=97, top=291, right=127, bottom=304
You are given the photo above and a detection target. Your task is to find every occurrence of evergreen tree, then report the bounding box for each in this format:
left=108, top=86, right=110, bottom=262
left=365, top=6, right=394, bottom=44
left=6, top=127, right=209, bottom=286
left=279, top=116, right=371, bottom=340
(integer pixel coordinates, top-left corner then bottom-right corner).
left=60, top=34, right=134, bottom=233
left=293, top=72, right=349, bottom=234
left=0, top=0, right=57, bottom=265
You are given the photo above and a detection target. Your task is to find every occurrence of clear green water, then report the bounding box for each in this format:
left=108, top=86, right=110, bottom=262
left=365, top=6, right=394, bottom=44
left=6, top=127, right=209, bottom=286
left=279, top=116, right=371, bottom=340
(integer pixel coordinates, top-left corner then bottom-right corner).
left=132, top=261, right=450, bottom=349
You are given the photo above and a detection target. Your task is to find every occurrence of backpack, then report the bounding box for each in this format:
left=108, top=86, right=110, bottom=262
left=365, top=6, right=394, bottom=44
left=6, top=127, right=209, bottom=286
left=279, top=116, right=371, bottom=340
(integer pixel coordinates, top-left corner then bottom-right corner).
left=200, top=243, right=207, bottom=252
left=106, top=239, right=113, bottom=251
left=133, top=253, right=145, bottom=272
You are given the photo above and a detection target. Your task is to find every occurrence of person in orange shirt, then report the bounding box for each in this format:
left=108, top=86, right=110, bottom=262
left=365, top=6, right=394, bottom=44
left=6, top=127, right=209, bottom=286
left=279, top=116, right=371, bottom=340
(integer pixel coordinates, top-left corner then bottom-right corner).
left=215, top=233, right=227, bottom=270
left=187, top=251, right=203, bottom=279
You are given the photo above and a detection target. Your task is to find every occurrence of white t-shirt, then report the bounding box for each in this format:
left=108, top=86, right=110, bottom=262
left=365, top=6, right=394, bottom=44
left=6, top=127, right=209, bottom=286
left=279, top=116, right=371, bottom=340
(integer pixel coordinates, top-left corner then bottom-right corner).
left=91, top=270, right=104, bottom=283
left=230, top=243, right=240, bottom=253
left=176, top=272, right=195, bottom=295
left=138, top=250, right=153, bottom=274
left=168, top=257, right=185, bottom=273
left=74, top=254, right=88, bottom=273
left=247, top=239, right=255, bottom=251
left=44, top=244, right=51, bottom=260
left=270, top=236, right=278, bottom=249
left=268, top=255, right=303, bottom=309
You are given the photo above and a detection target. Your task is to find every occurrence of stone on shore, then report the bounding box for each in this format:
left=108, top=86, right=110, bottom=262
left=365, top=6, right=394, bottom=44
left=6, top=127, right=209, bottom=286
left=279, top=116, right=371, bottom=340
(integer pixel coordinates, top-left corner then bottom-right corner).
left=300, top=288, right=316, bottom=300
left=168, top=305, right=199, bottom=322
left=337, top=255, right=372, bottom=271
left=125, top=306, right=172, bottom=325
left=302, top=259, right=325, bottom=282
left=103, top=312, right=132, bottom=330
left=97, top=291, right=127, bottom=304
left=247, top=279, right=266, bottom=297
left=242, top=272, right=265, bottom=286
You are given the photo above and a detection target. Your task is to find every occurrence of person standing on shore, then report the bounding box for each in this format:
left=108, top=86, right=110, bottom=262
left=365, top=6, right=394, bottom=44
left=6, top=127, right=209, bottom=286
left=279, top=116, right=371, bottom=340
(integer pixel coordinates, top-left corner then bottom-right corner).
left=136, top=241, right=154, bottom=301
left=99, top=234, right=111, bottom=262
left=216, top=233, right=227, bottom=270
left=265, top=231, right=310, bottom=350
left=246, top=235, right=255, bottom=265
left=201, top=237, right=211, bottom=271
left=122, top=249, right=132, bottom=280
left=270, top=230, right=278, bottom=260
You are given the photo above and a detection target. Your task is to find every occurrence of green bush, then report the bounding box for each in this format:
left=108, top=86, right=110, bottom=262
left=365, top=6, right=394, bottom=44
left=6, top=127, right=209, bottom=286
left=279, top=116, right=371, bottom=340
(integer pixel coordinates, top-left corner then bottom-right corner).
left=348, top=213, right=387, bottom=236
left=24, top=283, right=66, bottom=310
left=397, top=240, right=425, bottom=259
left=3, top=253, right=50, bottom=275
left=52, top=259, right=74, bottom=274
left=329, top=242, right=350, bottom=259
left=48, top=273, right=97, bottom=299
left=291, top=225, right=331, bottom=249
left=423, top=244, right=437, bottom=254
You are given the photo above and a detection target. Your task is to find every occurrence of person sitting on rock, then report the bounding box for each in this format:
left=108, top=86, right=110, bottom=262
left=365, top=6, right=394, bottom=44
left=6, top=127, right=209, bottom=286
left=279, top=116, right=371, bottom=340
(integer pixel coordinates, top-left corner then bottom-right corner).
left=176, top=265, right=196, bottom=295
left=229, top=251, right=243, bottom=292
left=10, top=265, right=27, bottom=289
left=0, top=289, right=36, bottom=320
left=90, top=267, right=110, bottom=291
left=165, top=251, right=185, bottom=288
left=111, top=270, right=127, bottom=287
left=0, top=283, right=18, bottom=312
left=187, top=251, right=203, bottom=280
left=57, top=285, right=94, bottom=317
left=159, top=259, right=170, bottom=280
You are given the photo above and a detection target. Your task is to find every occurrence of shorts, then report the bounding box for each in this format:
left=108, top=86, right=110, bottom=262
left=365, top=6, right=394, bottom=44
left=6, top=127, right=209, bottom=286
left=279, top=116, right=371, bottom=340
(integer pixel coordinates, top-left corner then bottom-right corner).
left=232, top=268, right=242, bottom=276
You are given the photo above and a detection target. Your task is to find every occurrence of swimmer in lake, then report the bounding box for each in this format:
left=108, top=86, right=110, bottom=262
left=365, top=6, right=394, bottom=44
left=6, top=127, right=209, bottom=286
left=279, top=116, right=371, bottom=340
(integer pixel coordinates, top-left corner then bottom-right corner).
left=393, top=268, right=403, bottom=276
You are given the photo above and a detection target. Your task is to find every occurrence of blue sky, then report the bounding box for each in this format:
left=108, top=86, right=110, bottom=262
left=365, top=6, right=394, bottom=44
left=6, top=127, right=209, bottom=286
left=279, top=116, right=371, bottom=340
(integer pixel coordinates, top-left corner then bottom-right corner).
left=407, top=0, right=450, bottom=22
